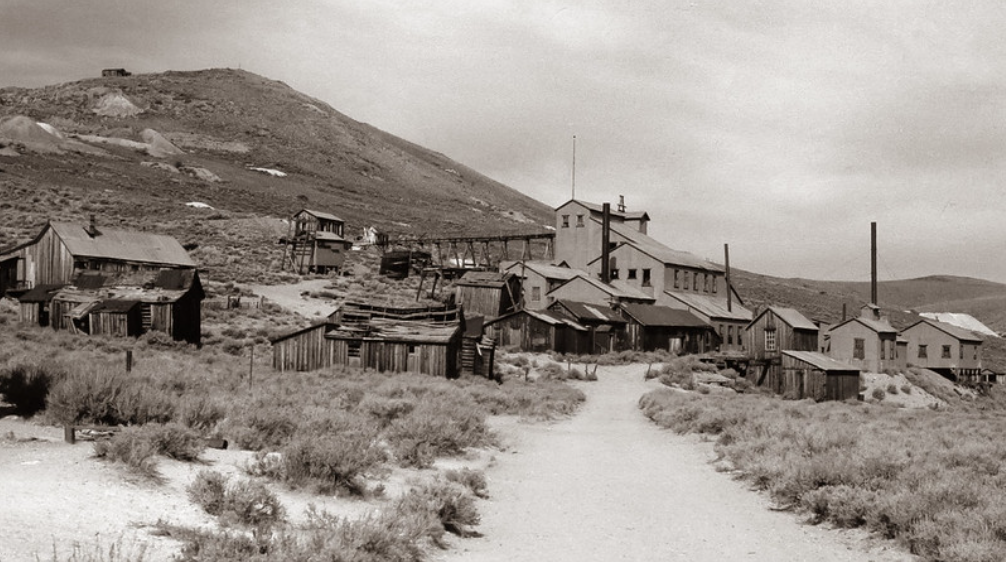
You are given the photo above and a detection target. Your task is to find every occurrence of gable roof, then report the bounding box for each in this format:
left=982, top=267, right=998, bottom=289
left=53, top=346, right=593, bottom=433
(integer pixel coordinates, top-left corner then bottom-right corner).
left=750, top=306, right=818, bottom=331
left=503, top=261, right=581, bottom=282
left=919, top=312, right=997, bottom=338
left=782, top=351, right=861, bottom=372
left=297, top=209, right=344, bottom=223
left=620, top=303, right=710, bottom=328
left=548, top=274, right=656, bottom=303
left=555, top=199, right=650, bottom=221
left=664, top=290, right=752, bottom=322
left=828, top=316, right=897, bottom=335
left=315, top=231, right=348, bottom=242
left=17, top=284, right=65, bottom=303
left=486, top=308, right=588, bottom=331
left=551, top=300, right=626, bottom=324
left=50, top=222, right=195, bottom=267
left=605, top=222, right=723, bottom=272
left=456, top=271, right=517, bottom=287
left=904, top=318, right=984, bottom=343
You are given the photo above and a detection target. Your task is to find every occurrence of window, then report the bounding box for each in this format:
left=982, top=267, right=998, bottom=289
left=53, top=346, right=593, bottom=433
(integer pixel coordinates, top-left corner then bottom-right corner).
left=918, top=344, right=928, bottom=359
left=561, top=214, right=570, bottom=228
left=610, top=268, right=619, bottom=280
left=853, top=338, right=865, bottom=359
left=693, top=272, right=699, bottom=292
left=627, top=269, right=637, bottom=280
left=880, top=340, right=885, bottom=360
left=712, top=276, right=718, bottom=293
left=942, top=345, right=952, bottom=359
left=348, top=340, right=362, bottom=358
left=531, top=286, right=541, bottom=302
left=704, top=274, right=710, bottom=293
left=673, top=269, right=680, bottom=289
left=683, top=273, right=690, bottom=290
left=576, top=214, right=585, bottom=227
left=727, top=326, right=734, bottom=345
left=642, top=269, right=651, bottom=287
left=960, top=345, right=964, bottom=360
left=765, top=329, right=777, bottom=352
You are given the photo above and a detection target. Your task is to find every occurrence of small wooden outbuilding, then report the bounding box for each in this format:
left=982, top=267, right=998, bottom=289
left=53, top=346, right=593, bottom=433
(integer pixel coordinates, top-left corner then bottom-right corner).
left=455, top=271, right=520, bottom=320
left=780, top=351, right=861, bottom=401
left=283, top=209, right=351, bottom=274
left=619, top=303, right=715, bottom=354
left=746, top=306, right=819, bottom=391
left=484, top=309, right=589, bottom=354
left=547, top=299, right=627, bottom=354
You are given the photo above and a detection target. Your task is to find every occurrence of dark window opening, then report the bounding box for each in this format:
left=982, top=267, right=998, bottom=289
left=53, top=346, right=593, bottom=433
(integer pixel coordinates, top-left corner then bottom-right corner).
left=642, top=269, right=651, bottom=287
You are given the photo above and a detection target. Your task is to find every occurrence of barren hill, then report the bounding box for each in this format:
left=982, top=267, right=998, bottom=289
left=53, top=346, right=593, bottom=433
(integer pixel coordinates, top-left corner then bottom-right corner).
left=0, top=68, right=553, bottom=281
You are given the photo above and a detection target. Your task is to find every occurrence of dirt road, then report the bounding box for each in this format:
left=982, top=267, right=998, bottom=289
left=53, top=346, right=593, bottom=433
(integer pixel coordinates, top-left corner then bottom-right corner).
left=440, top=364, right=914, bottom=562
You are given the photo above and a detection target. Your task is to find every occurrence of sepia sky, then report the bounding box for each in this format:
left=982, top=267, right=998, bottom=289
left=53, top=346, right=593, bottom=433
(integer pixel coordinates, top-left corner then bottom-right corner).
left=3, top=1, right=1006, bottom=283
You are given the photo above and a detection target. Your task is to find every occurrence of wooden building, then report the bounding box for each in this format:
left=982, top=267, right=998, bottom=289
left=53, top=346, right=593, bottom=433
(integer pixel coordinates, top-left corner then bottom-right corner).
left=102, top=68, right=131, bottom=77
left=899, top=318, right=983, bottom=380
left=500, top=261, right=580, bottom=310
left=554, top=199, right=649, bottom=272
left=0, top=219, right=197, bottom=297
left=272, top=303, right=465, bottom=377
left=619, top=303, right=715, bottom=354
left=826, top=305, right=899, bottom=373
left=746, top=307, right=819, bottom=391
left=455, top=271, right=520, bottom=320
left=283, top=209, right=351, bottom=274
left=15, top=284, right=62, bottom=327
left=545, top=274, right=654, bottom=309
left=484, top=309, right=589, bottom=354
left=780, top=351, right=861, bottom=401
left=548, top=299, right=627, bottom=354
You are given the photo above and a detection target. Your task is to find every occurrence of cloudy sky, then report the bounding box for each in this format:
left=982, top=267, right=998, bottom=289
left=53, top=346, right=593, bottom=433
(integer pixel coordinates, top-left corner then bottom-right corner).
left=3, top=1, right=1006, bottom=283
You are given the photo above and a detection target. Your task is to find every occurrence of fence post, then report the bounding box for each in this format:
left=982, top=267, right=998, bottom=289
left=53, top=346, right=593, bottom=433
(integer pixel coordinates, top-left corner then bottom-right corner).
left=126, top=349, right=133, bottom=373
left=64, top=425, right=75, bottom=444
left=249, top=345, right=254, bottom=390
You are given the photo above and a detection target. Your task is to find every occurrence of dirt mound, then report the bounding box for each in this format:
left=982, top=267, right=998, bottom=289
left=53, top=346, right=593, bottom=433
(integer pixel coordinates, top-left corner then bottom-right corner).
left=141, top=129, right=183, bottom=158
left=92, top=91, right=142, bottom=117
left=0, top=116, right=63, bottom=145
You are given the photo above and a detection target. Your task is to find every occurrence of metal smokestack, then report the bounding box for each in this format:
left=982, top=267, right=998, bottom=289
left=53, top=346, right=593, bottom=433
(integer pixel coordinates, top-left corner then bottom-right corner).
left=724, top=243, right=732, bottom=313
left=871, top=222, right=878, bottom=305
left=601, top=203, right=611, bottom=283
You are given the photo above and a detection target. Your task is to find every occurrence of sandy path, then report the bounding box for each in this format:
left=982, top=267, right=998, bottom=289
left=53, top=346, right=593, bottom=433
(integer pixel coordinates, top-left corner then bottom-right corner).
left=247, top=279, right=335, bottom=318
left=440, top=365, right=914, bottom=562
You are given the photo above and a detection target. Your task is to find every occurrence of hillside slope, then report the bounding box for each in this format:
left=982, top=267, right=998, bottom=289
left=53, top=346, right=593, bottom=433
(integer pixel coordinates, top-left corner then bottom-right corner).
left=0, top=68, right=554, bottom=281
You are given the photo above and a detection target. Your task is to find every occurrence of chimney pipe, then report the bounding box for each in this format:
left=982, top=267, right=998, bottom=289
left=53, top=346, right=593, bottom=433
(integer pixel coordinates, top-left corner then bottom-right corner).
left=871, top=221, right=877, bottom=305
left=618, top=195, right=625, bottom=213
left=88, top=214, right=97, bottom=237
left=601, top=203, right=611, bottom=283
left=724, top=243, right=732, bottom=313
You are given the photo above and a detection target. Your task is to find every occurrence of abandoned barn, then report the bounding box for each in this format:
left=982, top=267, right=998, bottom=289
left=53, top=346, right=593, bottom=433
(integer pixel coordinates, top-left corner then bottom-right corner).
left=780, top=350, right=861, bottom=401
left=272, top=302, right=466, bottom=377
left=745, top=306, right=820, bottom=391
left=0, top=220, right=203, bottom=344
left=619, top=303, right=715, bottom=354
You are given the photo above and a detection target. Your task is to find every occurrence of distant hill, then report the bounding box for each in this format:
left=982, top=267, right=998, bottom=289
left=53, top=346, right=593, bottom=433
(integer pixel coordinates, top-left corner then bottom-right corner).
left=0, top=68, right=554, bottom=282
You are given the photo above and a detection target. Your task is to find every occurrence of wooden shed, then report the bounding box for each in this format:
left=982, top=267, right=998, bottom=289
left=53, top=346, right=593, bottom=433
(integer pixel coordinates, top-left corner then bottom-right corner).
left=746, top=306, right=819, bottom=391
left=88, top=300, right=143, bottom=338
left=619, top=303, right=715, bottom=354
left=271, top=323, right=335, bottom=372
left=16, top=284, right=63, bottom=327
left=780, top=351, right=861, bottom=401
left=455, top=271, right=520, bottom=320
left=547, top=299, right=627, bottom=354
left=283, top=209, right=351, bottom=274
left=484, top=309, right=589, bottom=354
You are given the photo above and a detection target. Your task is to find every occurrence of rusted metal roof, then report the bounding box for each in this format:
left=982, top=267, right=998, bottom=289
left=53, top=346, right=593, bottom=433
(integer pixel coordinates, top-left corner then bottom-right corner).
left=782, top=351, right=861, bottom=373
left=664, top=290, right=753, bottom=322
left=50, top=222, right=195, bottom=267
left=620, top=303, right=710, bottom=328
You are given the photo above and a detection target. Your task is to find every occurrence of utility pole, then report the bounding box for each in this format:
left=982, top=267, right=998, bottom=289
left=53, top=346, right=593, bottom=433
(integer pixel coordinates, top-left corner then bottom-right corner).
left=571, top=135, right=576, bottom=200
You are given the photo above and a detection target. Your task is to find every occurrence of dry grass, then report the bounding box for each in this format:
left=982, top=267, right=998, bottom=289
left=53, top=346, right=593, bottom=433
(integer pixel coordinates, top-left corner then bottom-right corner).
left=639, top=388, right=1006, bottom=561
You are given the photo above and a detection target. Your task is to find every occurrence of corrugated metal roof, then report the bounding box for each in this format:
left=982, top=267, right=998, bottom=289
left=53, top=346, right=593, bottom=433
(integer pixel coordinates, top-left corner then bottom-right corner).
left=782, top=351, right=861, bottom=372
left=606, top=222, right=723, bottom=272
left=553, top=300, right=626, bottom=323
left=908, top=318, right=984, bottom=343
left=298, top=209, right=344, bottom=223
left=766, top=307, right=818, bottom=331
left=50, top=222, right=195, bottom=267
left=621, top=303, right=710, bottom=328
left=664, top=290, right=752, bottom=322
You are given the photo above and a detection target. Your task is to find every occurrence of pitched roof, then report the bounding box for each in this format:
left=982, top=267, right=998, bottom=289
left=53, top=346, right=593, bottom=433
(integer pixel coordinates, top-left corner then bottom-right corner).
left=17, top=284, right=64, bottom=303
left=620, top=303, right=710, bottom=328
left=50, top=222, right=195, bottom=267
left=782, top=351, right=861, bottom=372
left=328, top=317, right=462, bottom=343
left=551, top=300, right=626, bottom=324
left=90, top=299, right=141, bottom=314
left=456, top=271, right=516, bottom=287
left=905, top=318, right=984, bottom=343
left=752, top=306, right=817, bottom=331
left=919, top=312, right=997, bottom=338
left=829, top=316, right=897, bottom=335
left=548, top=274, right=655, bottom=302
left=606, top=222, right=723, bottom=272
left=298, top=209, right=344, bottom=223
left=664, top=290, right=752, bottom=322
left=315, top=231, right=348, bottom=242
left=525, top=309, right=588, bottom=330
left=555, top=199, right=650, bottom=221
left=503, top=261, right=581, bottom=282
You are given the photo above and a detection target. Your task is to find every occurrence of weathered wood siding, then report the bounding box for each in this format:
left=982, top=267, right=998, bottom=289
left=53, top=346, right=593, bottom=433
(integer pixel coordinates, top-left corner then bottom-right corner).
left=901, top=322, right=982, bottom=372
left=487, top=313, right=555, bottom=352
left=272, top=325, right=332, bottom=372
left=2, top=226, right=74, bottom=289
left=780, top=354, right=860, bottom=401
left=748, top=313, right=817, bottom=361
left=90, top=309, right=142, bottom=338
left=171, top=291, right=202, bottom=345
left=19, top=302, right=42, bottom=326
left=457, top=286, right=505, bottom=319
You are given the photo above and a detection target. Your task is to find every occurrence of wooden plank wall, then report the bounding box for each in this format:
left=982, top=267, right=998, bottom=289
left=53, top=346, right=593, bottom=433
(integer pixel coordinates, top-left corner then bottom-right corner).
left=272, top=325, right=331, bottom=371
left=90, top=310, right=141, bottom=338
left=12, top=228, right=74, bottom=288
left=459, top=286, right=503, bottom=319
